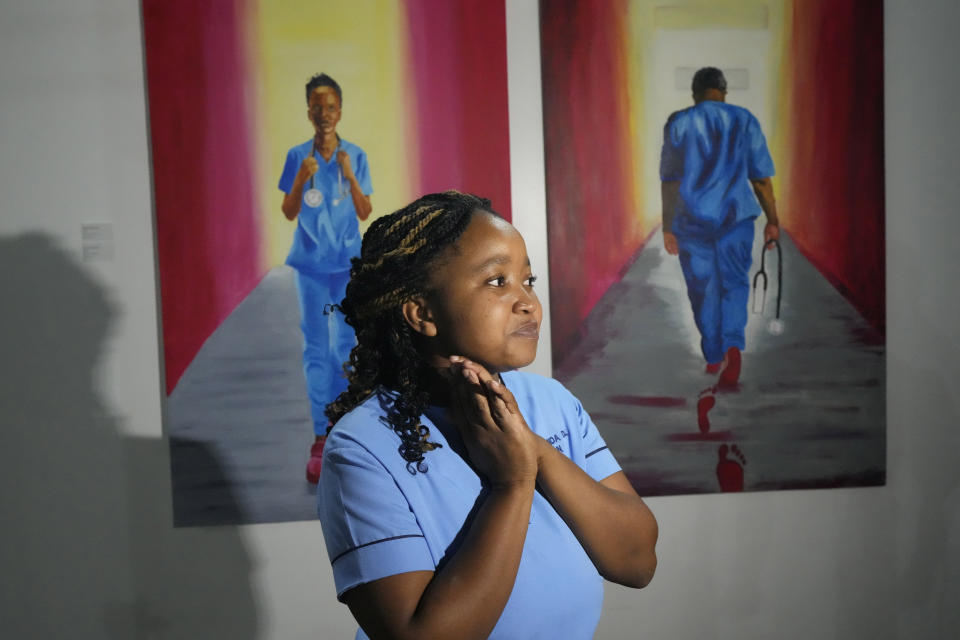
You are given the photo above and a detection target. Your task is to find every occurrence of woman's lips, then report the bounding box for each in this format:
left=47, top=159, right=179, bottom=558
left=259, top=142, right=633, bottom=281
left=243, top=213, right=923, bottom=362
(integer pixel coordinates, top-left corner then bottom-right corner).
left=512, top=322, right=540, bottom=339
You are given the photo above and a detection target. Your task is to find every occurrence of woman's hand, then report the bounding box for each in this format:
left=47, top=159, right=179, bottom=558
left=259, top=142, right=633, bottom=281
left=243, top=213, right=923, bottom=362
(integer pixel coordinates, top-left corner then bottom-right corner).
left=336, top=149, right=356, bottom=181
left=297, top=155, right=319, bottom=185
left=341, top=357, right=539, bottom=639
left=447, top=356, right=539, bottom=488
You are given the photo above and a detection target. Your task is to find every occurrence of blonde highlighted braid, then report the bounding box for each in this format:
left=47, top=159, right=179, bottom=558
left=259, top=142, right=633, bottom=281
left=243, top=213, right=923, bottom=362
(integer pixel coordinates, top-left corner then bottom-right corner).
left=325, top=191, right=499, bottom=471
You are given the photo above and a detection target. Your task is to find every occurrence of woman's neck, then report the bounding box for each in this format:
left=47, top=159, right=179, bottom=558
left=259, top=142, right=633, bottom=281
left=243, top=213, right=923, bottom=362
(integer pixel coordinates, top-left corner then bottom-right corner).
left=420, top=355, right=505, bottom=408
left=422, top=366, right=453, bottom=407
left=314, top=133, right=338, bottom=160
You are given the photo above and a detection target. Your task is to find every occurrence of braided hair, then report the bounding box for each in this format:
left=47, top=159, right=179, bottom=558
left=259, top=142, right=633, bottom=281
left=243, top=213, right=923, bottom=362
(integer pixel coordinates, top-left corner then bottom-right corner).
left=325, top=191, right=499, bottom=472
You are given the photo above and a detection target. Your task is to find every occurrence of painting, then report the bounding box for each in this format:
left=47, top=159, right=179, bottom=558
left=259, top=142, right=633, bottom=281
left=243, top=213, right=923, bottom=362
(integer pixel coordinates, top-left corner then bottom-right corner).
left=540, top=0, right=885, bottom=494
left=142, top=0, right=512, bottom=526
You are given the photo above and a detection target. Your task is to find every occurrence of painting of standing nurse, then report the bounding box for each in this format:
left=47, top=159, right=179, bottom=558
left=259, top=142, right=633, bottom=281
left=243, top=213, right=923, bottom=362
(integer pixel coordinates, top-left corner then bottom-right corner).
left=540, top=0, right=885, bottom=496
left=277, top=73, right=373, bottom=484
left=142, top=0, right=512, bottom=526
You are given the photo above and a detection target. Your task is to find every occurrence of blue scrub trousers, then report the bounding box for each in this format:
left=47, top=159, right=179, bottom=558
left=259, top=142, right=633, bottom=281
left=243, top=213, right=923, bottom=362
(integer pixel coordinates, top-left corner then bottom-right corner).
left=295, top=269, right=355, bottom=435
left=676, top=218, right=755, bottom=364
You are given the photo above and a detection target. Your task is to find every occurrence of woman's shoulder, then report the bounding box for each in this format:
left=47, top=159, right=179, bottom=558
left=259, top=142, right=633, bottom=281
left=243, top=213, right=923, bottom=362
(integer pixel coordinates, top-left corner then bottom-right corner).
left=287, top=138, right=313, bottom=157
left=325, top=389, right=400, bottom=453
left=337, top=137, right=366, bottom=156
left=501, top=371, right=590, bottom=443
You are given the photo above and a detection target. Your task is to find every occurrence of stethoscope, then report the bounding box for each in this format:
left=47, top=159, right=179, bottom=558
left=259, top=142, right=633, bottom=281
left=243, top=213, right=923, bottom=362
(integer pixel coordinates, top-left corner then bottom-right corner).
left=304, top=137, right=348, bottom=207
left=752, top=238, right=783, bottom=332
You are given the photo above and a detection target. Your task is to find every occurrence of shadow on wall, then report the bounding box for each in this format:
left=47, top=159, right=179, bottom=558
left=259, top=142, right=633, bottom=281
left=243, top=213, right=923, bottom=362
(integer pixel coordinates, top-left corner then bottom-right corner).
left=0, top=233, right=259, bottom=638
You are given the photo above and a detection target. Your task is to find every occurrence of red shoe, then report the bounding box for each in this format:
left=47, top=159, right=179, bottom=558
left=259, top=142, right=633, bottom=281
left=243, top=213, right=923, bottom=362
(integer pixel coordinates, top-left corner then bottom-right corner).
left=718, top=346, right=741, bottom=389
left=306, top=435, right=327, bottom=484
left=705, top=362, right=722, bottom=375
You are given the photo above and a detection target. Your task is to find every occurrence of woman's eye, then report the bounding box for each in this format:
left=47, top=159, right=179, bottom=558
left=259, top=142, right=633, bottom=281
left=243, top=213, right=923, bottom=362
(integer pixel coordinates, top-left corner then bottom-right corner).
left=487, top=275, right=506, bottom=287
left=524, top=275, right=538, bottom=287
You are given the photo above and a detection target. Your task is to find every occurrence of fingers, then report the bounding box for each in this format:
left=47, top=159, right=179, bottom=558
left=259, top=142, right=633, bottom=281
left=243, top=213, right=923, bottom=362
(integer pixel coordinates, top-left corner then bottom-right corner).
left=449, top=361, right=495, bottom=433
left=301, top=158, right=319, bottom=177
left=449, top=356, right=520, bottom=424
left=453, top=356, right=495, bottom=386
left=663, top=233, right=679, bottom=255
left=483, top=378, right=514, bottom=426
left=459, top=359, right=518, bottom=415
left=483, top=376, right=518, bottom=418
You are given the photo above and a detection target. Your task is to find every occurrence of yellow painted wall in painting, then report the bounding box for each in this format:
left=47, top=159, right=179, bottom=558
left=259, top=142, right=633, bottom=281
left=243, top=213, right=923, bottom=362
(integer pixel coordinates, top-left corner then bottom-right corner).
left=770, top=0, right=794, bottom=231
left=251, top=0, right=416, bottom=268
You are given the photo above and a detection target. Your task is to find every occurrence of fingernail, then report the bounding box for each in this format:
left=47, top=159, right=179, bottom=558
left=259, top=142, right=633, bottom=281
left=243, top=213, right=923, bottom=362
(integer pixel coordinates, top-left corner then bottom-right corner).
left=449, top=355, right=463, bottom=362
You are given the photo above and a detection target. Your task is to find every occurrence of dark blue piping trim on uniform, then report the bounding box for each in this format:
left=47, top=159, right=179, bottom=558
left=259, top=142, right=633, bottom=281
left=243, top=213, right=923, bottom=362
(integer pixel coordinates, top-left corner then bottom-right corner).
left=331, top=534, right=426, bottom=565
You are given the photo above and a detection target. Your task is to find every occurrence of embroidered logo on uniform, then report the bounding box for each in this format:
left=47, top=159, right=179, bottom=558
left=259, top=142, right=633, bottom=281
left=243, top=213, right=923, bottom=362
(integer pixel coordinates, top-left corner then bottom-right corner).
left=547, top=429, right=569, bottom=453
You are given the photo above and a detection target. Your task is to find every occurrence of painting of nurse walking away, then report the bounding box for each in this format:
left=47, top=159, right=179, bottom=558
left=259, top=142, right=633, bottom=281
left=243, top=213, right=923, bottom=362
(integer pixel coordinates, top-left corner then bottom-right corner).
left=540, top=0, right=885, bottom=495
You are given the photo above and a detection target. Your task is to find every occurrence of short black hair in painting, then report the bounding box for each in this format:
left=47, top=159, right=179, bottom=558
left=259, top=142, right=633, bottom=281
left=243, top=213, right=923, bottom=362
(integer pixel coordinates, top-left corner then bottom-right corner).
left=692, top=67, right=727, bottom=98
left=306, top=73, right=343, bottom=105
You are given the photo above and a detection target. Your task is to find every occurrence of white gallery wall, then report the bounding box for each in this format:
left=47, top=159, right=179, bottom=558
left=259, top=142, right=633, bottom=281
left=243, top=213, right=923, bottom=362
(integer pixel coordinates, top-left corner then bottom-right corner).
left=1, top=1, right=958, bottom=638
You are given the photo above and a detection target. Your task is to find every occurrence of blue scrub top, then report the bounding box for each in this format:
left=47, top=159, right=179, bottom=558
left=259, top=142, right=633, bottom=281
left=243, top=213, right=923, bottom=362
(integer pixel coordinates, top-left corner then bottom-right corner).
left=318, top=370, right=621, bottom=640
left=660, top=101, right=775, bottom=238
left=278, top=137, right=373, bottom=274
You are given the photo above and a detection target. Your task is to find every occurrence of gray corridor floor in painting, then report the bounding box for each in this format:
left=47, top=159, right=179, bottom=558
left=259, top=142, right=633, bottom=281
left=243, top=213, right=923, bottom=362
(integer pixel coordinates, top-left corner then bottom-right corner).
left=167, top=222, right=885, bottom=526
left=555, top=225, right=885, bottom=496
left=167, top=267, right=320, bottom=526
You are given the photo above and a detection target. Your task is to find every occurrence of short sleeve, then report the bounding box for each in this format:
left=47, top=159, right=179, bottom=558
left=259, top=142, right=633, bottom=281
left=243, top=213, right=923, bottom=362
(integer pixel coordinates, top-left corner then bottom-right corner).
left=573, top=395, right=621, bottom=482
left=317, top=439, right=434, bottom=599
left=746, top=115, right=775, bottom=179
left=355, top=150, right=373, bottom=196
left=278, top=147, right=300, bottom=194
left=659, top=113, right=683, bottom=181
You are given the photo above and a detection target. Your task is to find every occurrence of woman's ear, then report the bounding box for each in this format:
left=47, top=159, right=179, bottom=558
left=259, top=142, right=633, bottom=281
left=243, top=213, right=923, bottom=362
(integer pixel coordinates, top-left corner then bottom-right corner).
left=401, top=297, right=438, bottom=337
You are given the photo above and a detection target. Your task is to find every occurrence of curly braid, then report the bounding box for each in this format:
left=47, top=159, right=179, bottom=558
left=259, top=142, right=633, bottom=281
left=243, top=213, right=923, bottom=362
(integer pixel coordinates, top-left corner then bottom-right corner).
left=325, top=191, right=499, bottom=472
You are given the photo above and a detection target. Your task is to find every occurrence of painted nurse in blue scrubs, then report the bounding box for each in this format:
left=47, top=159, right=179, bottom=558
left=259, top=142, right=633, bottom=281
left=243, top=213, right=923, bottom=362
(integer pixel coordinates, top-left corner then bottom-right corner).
left=278, top=72, right=373, bottom=483
left=660, top=66, right=780, bottom=388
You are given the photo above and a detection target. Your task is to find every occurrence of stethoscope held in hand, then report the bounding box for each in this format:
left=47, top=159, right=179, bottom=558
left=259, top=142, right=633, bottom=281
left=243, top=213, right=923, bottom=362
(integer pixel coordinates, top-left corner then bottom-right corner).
left=752, top=238, right=783, bottom=335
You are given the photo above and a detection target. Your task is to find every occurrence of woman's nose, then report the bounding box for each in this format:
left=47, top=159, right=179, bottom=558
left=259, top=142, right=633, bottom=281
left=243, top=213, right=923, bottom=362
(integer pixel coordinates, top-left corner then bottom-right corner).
left=513, top=290, right=537, bottom=313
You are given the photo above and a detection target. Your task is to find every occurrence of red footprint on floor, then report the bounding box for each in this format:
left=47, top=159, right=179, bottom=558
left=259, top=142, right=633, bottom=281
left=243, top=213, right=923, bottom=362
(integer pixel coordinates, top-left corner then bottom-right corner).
left=697, top=387, right=717, bottom=433
left=716, top=443, right=746, bottom=492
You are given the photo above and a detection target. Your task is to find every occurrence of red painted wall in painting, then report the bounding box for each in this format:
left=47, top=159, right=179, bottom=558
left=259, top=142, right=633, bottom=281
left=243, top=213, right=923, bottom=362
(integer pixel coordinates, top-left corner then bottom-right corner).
left=404, top=0, right=512, bottom=220
left=540, top=0, right=647, bottom=365
left=785, top=0, right=885, bottom=334
left=144, top=0, right=263, bottom=393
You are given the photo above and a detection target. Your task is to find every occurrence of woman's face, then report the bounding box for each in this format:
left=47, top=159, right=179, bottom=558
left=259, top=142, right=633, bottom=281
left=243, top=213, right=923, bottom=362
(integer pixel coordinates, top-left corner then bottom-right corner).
left=308, top=86, right=341, bottom=137
left=426, top=212, right=542, bottom=374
